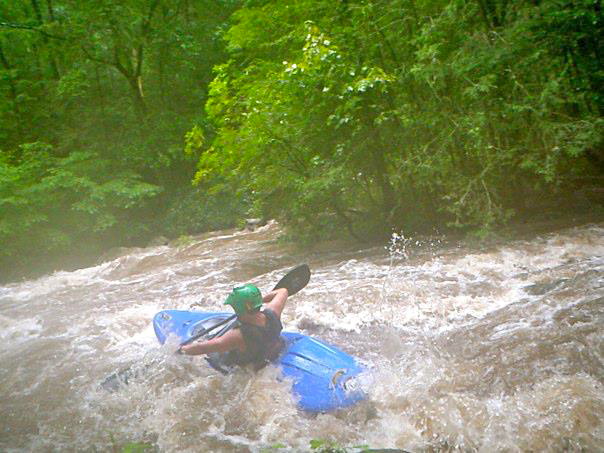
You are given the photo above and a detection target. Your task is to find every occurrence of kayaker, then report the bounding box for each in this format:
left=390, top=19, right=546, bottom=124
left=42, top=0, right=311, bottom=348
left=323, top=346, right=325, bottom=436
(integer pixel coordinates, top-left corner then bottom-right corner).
left=178, top=284, right=288, bottom=370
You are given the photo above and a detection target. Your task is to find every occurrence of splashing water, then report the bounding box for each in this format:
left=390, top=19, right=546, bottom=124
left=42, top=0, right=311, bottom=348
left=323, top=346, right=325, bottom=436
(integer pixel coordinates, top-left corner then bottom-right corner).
left=0, top=222, right=603, bottom=451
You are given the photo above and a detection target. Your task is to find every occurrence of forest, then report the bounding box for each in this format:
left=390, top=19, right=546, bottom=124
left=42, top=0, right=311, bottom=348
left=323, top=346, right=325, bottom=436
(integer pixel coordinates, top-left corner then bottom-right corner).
left=1, top=0, right=602, bottom=281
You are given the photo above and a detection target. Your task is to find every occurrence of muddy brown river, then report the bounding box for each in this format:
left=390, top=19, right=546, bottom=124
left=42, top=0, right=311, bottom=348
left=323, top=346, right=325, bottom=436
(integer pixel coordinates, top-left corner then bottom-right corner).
left=1, top=222, right=602, bottom=451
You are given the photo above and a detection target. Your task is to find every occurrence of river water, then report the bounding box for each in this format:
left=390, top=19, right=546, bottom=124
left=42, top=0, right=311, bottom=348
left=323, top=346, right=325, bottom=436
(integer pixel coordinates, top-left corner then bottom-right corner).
left=1, top=221, right=603, bottom=452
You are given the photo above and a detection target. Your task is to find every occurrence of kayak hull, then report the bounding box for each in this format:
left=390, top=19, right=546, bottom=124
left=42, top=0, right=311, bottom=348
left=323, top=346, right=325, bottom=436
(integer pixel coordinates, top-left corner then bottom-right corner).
left=153, top=310, right=366, bottom=413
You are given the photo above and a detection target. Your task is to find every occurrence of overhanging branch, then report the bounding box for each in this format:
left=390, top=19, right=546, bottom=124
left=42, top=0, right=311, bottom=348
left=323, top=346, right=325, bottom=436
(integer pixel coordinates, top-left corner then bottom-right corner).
left=0, top=21, right=66, bottom=40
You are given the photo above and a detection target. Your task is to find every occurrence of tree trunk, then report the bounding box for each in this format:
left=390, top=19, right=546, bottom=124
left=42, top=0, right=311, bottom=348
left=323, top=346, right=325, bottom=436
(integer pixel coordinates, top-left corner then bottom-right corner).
left=45, top=0, right=55, bottom=21
left=367, top=128, right=396, bottom=221
left=0, top=45, right=18, bottom=107
left=0, top=43, right=23, bottom=142
left=94, top=64, right=111, bottom=144
left=128, top=73, right=148, bottom=117
left=30, top=0, right=60, bottom=78
left=476, top=0, right=494, bottom=32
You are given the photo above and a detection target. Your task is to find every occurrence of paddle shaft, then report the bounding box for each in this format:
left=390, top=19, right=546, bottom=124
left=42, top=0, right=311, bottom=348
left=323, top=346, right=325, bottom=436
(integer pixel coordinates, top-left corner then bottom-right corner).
left=180, top=314, right=236, bottom=346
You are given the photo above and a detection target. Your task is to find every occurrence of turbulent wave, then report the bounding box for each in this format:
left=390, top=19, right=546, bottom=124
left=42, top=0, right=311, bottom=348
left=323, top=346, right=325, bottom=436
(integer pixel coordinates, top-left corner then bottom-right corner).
left=1, top=223, right=602, bottom=451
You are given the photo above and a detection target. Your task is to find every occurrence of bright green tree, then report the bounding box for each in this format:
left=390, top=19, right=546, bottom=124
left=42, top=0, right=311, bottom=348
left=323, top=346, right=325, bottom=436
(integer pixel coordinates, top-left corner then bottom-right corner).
left=195, top=0, right=603, bottom=241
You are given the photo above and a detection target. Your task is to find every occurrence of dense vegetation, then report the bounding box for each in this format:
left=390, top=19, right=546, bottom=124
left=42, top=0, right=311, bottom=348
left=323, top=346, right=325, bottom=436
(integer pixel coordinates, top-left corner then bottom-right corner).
left=1, top=0, right=602, bottom=280
left=0, top=0, right=243, bottom=280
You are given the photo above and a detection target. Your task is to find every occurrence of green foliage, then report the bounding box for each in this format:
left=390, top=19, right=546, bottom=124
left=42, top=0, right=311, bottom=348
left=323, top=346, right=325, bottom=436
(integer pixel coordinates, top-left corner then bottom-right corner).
left=196, top=0, right=603, bottom=242
left=0, top=142, right=161, bottom=276
left=120, top=442, right=153, bottom=453
left=0, top=0, right=240, bottom=280
left=308, top=439, right=375, bottom=452
left=310, top=439, right=349, bottom=452
left=184, top=125, right=205, bottom=156
left=162, top=185, right=246, bottom=237
left=1, top=0, right=602, bottom=279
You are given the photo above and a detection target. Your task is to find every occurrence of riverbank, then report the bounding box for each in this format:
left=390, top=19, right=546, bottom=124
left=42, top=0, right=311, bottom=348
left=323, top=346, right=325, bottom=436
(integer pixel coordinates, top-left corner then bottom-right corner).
left=2, top=202, right=603, bottom=285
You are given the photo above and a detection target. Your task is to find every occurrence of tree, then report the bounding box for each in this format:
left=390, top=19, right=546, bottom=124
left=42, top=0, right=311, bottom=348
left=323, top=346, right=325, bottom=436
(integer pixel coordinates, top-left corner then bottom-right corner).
left=0, top=0, right=242, bottom=280
left=196, top=0, right=603, bottom=241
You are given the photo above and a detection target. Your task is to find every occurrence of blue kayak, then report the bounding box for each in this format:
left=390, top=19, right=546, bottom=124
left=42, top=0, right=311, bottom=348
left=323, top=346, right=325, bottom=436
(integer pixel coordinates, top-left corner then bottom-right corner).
left=153, top=310, right=366, bottom=413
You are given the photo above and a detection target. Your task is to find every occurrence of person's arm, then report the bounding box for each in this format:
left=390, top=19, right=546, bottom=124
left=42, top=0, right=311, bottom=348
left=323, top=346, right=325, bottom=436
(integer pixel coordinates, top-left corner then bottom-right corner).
left=262, top=287, right=289, bottom=318
left=179, top=328, right=245, bottom=355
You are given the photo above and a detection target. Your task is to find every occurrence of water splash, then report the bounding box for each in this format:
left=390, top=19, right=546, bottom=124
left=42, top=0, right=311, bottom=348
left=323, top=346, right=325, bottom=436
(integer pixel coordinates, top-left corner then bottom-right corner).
left=0, top=222, right=602, bottom=451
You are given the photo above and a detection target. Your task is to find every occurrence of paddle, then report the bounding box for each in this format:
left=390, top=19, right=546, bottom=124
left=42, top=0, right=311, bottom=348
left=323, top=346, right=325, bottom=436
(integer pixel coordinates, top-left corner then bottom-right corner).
left=180, top=263, right=311, bottom=346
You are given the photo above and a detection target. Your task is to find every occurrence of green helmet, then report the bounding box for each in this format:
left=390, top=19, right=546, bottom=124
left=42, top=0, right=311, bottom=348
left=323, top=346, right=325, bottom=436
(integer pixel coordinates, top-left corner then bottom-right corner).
left=224, top=284, right=262, bottom=315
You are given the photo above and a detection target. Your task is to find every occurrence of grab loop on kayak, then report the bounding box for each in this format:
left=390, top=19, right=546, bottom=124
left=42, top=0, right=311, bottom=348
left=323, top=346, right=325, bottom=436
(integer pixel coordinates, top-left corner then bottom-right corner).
left=330, top=369, right=347, bottom=389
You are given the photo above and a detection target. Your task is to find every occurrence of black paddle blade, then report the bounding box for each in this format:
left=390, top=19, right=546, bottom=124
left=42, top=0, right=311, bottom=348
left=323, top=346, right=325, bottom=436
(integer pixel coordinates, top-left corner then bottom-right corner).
left=272, top=264, right=311, bottom=296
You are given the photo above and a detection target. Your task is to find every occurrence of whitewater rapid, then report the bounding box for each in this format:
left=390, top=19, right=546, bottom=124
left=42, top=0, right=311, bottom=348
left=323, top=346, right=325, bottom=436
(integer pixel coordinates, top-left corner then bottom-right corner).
left=1, top=221, right=602, bottom=451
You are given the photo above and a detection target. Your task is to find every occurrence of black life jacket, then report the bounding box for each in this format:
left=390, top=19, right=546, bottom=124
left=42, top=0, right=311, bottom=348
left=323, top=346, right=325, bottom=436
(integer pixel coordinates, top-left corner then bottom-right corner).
left=215, top=309, right=284, bottom=371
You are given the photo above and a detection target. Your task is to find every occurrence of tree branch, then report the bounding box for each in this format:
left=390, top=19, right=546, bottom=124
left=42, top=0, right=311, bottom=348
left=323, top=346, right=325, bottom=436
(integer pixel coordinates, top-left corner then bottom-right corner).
left=0, top=21, right=65, bottom=40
